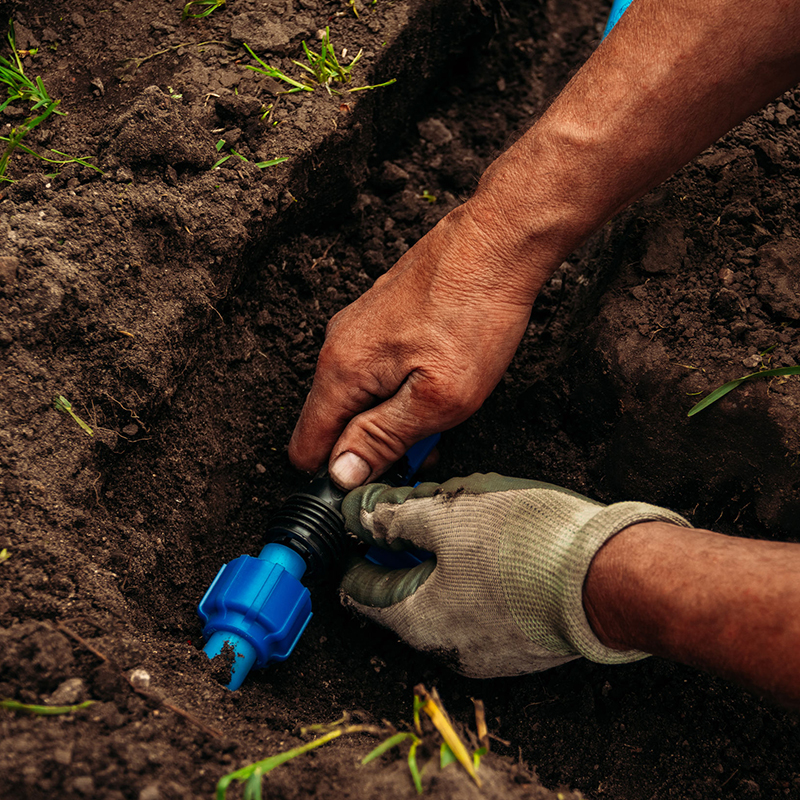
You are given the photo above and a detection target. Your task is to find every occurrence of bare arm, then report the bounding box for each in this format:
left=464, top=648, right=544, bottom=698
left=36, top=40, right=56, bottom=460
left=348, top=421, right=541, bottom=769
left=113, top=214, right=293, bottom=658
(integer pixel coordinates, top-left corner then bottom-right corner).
left=290, top=0, right=800, bottom=488
left=473, top=0, right=800, bottom=269
left=585, top=521, right=800, bottom=709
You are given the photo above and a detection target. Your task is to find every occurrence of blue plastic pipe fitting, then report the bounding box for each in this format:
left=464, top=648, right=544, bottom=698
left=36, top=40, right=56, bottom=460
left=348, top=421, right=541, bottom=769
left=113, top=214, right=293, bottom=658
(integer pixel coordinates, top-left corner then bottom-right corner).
left=199, top=544, right=312, bottom=691
left=198, top=434, right=440, bottom=689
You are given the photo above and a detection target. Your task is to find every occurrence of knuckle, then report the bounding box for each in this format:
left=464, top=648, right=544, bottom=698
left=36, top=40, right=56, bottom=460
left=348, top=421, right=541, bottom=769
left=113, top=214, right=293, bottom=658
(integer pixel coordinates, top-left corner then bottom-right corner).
left=315, top=342, right=341, bottom=373
left=412, top=373, right=481, bottom=423
left=315, top=340, right=359, bottom=385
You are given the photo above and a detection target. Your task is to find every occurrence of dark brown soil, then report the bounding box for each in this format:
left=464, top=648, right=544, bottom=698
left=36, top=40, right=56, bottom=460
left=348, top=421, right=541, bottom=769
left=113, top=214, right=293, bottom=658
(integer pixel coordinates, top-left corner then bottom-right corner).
left=2, top=0, right=800, bottom=798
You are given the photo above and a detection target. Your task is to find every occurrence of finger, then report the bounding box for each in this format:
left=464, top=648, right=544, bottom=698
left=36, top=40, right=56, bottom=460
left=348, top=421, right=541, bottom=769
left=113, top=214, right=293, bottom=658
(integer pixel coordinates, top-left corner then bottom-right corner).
left=342, top=483, right=416, bottom=548
left=343, top=481, right=447, bottom=552
left=328, top=372, right=480, bottom=489
left=288, top=358, right=395, bottom=475
left=340, top=555, right=436, bottom=608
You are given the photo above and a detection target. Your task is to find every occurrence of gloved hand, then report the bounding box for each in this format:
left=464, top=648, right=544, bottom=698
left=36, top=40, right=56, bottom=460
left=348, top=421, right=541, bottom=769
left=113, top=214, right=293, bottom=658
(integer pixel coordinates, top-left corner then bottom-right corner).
left=340, top=473, right=690, bottom=678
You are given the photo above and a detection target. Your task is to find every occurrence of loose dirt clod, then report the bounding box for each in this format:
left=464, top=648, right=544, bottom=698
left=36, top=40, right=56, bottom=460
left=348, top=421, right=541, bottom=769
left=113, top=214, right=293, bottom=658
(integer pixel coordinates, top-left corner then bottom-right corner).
left=207, top=640, right=237, bottom=686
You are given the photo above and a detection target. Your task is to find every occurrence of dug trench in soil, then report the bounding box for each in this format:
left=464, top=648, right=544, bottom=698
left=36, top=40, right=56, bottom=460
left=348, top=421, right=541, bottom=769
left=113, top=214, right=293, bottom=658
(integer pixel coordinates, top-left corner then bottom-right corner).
left=2, top=1, right=800, bottom=800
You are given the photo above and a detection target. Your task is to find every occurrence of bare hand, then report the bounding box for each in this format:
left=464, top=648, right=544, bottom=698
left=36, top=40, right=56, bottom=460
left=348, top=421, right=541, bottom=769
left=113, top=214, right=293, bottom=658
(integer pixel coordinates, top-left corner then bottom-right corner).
left=288, top=197, right=553, bottom=488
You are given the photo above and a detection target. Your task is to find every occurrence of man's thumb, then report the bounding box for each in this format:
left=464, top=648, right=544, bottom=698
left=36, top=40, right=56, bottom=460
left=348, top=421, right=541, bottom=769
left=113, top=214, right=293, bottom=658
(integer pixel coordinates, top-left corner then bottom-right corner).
left=328, top=377, right=458, bottom=488
left=328, top=412, right=429, bottom=489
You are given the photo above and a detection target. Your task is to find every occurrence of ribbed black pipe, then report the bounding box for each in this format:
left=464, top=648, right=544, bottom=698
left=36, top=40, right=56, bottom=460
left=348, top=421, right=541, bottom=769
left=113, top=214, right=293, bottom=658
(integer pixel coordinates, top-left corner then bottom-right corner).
left=265, top=474, right=348, bottom=580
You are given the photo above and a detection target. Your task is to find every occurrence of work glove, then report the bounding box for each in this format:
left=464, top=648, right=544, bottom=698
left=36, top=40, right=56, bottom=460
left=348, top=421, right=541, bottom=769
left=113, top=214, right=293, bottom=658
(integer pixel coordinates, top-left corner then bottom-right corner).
left=340, top=473, right=690, bottom=679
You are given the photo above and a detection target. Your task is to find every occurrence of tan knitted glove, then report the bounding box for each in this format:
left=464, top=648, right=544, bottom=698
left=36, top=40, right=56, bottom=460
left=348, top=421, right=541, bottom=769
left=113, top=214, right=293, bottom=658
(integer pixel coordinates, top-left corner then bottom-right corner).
left=340, top=473, right=690, bottom=678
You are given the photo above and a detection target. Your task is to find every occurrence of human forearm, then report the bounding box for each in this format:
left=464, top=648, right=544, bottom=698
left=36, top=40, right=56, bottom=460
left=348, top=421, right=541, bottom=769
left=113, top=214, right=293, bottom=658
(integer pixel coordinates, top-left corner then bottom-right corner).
left=465, top=0, right=800, bottom=300
left=585, top=521, right=800, bottom=709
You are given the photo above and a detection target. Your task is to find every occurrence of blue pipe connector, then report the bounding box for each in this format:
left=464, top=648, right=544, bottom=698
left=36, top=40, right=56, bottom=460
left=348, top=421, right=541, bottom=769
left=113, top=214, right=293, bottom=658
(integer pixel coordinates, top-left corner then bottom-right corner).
left=199, top=434, right=440, bottom=689
left=199, top=544, right=312, bottom=690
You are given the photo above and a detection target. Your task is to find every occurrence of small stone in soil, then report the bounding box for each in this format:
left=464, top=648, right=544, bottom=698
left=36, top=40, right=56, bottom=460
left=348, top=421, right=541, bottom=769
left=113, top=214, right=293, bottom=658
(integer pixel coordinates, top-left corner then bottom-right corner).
left=46, top=677, right=88, bottom=705
left=128, top=669, right=151, bottom=690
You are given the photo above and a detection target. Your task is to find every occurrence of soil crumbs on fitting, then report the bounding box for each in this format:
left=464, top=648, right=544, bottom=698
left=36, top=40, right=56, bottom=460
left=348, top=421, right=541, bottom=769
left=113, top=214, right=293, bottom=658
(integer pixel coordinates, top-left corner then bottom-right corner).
left=2, top=0, right=800, bottom=799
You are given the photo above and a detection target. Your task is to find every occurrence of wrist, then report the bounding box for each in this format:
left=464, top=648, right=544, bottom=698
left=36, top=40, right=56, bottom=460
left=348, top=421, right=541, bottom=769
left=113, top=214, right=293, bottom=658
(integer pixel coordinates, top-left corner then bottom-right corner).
left=583, top=520, right=694, bottom=653
left=500, top=493, right=689, bottom=665
left=583, top=523, right=644, bottom=653
left=463, top=121, right=609, bottom=304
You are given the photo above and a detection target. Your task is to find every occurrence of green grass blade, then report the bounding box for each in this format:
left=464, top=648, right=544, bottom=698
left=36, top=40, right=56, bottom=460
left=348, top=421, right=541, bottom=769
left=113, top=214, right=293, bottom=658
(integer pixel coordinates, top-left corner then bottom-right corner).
left=4, top=142, right=102, bottom=173
left=47, top=149, right=103, bottom=172
left=440, top=741, right=457, bottom=768
left=322, top=29, right=339, bottom=71
left=348, top=78, right=397, bottom=92
left=25, top=99, right=60, bottom=129
left=292, top=59, right=316, bottom=77
left=4, top=138, right=45, bottom=156
left=254, top=157, right=288, bottom=168
left=33, top=76, right=63, bottom=113
left=8, top=21, right=24, bottom=73
left=242, top=770, right=262, bottom=800
left=182, top=0, right=226, bottom=20
left=687, top=366, right=800, bottom=417
left=53, top=394, right=94, bottom=436
left=361, top=732, right=414, bottom=765
left=242, top=43, right=270, bottom=71
left=1, top=699, right=94, bottom=715
left=408, top=739, right=423, bottom=795
left=412, top=694, right=423, bottom=734
left=348, top=49, right=364, bottom=69
left=216, top=730, right=343, bottom=800
left=243, top=43, right=312, bottom=91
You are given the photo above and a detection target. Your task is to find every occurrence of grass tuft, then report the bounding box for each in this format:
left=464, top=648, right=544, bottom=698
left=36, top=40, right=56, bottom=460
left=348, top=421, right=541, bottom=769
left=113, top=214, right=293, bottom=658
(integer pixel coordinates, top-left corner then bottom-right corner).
left=216, top=688, right=487, bottom=798
left=212, top=137, right=288, bottom=170
left=182, top=0, right=226, bottom=20
left=0, top=22, right=101, bottom=181
left=293, top=27, right=363, bottom=95
left=414, top=684, right=482, bottom=788
left=0, top=23, right=61, bottom=117
left=244, top=28, right=396, bottom=96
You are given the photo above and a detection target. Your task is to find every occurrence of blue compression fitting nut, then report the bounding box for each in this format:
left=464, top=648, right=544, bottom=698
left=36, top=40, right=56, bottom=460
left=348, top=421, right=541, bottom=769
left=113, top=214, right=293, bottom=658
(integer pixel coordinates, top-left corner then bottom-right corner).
left=198, top=543, right=312, bottom=690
